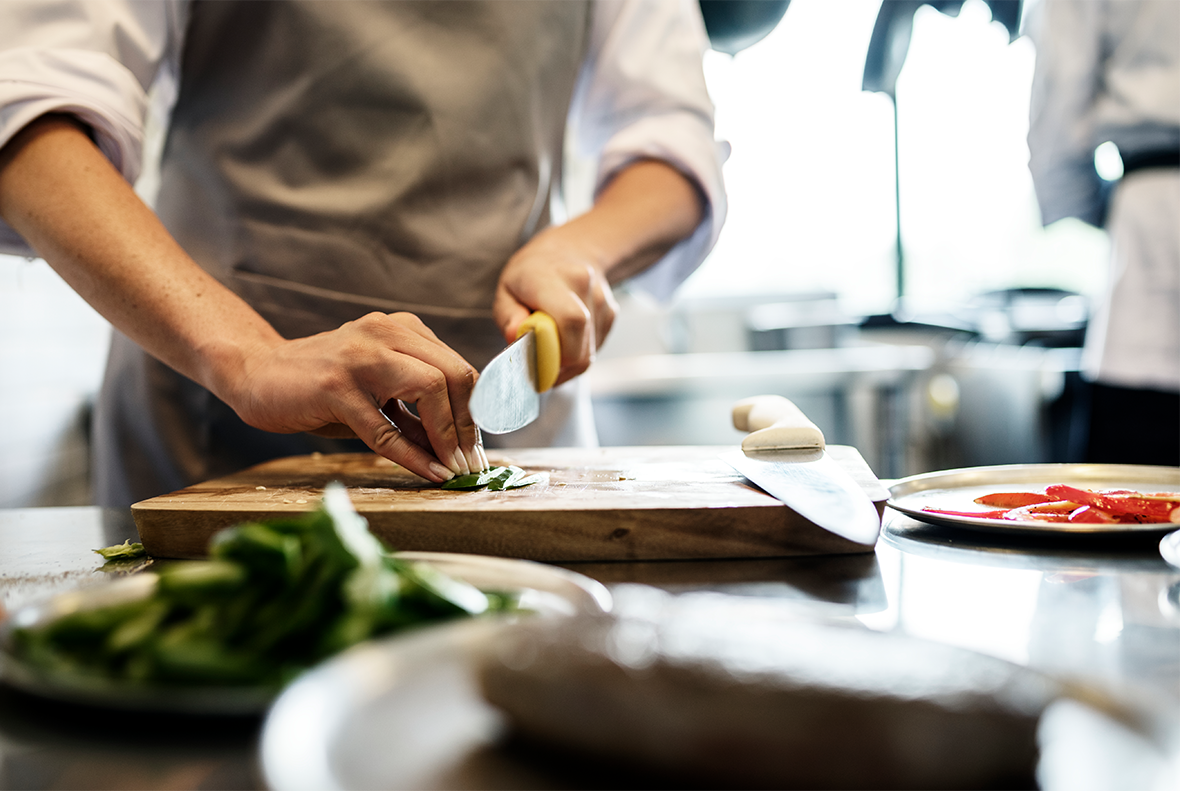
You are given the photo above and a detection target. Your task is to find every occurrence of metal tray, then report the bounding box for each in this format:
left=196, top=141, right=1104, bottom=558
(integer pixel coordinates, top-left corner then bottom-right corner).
left=260, top=607, right=1176, bottom=791
left=888, top=464, right=1180, bottom=535
left=0, top=552, right=610, bottom=715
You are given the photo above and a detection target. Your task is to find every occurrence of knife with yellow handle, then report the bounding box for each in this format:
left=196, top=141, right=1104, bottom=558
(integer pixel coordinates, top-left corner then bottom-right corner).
left=469, top=311, right=561, bottom=434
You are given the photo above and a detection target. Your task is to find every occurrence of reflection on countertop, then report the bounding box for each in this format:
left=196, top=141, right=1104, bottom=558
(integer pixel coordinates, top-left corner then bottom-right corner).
left=0, top=507, right=1177, bottom=790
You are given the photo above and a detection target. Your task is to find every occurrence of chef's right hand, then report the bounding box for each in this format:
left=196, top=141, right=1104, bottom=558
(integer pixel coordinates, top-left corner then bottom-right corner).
left=0, top=117, right=486, bottom=482
left=225, top=311, right=484, bottom=482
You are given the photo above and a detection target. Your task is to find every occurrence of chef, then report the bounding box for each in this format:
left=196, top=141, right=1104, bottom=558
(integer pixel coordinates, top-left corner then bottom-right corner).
left=0, top=0, right=727, bottom=506
left=1027, top=0, right=1179, bottom=465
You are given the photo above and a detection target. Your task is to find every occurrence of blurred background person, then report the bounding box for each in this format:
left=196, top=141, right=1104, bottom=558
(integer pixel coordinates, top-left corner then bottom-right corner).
left=1027, top=0, right=1180, bottom=466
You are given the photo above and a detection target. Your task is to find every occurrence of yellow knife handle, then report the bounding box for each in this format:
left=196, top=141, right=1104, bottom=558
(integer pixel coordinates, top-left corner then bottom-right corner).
left=516, top=311, right=560, bottom=393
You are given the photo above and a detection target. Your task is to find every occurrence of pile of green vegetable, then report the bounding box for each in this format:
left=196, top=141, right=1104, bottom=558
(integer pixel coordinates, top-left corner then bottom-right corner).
left=442, top=465, right=543, bottom=491
left=13, top=484, right=509, bottom=689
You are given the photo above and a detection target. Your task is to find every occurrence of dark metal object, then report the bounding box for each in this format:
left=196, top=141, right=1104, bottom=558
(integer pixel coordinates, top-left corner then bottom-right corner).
left=862, top=0, right=1023, bottom=98
left=699, top=0, right=790, bottom=55
left=861, top=0, right=1023, bottom=301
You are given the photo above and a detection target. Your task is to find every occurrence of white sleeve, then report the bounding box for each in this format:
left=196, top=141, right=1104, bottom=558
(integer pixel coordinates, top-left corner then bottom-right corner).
left=1026, top=0, right=1105, bottom=227
left=572, top=0, right=728, bottom=301
left=0, top=0, right=186, bottom=256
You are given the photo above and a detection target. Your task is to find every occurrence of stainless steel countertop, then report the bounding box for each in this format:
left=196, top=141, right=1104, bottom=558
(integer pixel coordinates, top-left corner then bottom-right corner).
left=1, top=507, right=1177, bottom=790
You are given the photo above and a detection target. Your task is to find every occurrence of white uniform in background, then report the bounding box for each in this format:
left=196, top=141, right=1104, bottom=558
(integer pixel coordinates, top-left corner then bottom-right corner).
left=0, top=0, right=727, bottom=505
left=1027, top=0, right=1180, bottom=393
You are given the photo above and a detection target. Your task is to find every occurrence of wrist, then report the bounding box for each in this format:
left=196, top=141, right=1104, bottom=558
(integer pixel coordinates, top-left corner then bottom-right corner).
left=195, top=321, right=285, bottom=409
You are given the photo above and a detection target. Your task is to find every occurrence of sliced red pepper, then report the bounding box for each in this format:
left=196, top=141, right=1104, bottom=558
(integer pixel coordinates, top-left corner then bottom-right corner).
left=921, top=507, right=1009, bottom=519
left=1067, top=505, right=1120, bottom=524
left=974, top=492, right=1055, bottom=508
left=1046, top=485, right=1180, bottom=521
left=1001, top=502, right=1076, bottom=522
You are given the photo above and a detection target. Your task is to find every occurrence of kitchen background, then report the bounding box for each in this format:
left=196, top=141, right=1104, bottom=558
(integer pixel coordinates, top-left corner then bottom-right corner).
left=0, top=0, right=1113, bottom=508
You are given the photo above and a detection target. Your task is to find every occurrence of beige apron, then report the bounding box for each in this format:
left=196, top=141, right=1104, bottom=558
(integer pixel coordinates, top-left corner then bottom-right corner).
left=94, top=0, right=593, bottom=507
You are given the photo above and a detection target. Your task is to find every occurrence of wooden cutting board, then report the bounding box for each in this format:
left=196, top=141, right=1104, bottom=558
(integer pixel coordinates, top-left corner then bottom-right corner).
left=131, top=446, right=888, bottom=562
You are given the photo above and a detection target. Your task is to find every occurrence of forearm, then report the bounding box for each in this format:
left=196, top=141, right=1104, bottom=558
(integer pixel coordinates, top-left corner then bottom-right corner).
left=564, top=159, right=705, bottom=283
left=0, top=115, right=279, bottom=403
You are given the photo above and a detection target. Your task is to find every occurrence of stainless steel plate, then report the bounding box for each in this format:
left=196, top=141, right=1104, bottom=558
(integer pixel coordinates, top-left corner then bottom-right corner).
left=0, top=552, right=610, bottom=715
left=888, top=464, right=1180, bottom=535
left=261, top=603, right=1175, bottom=791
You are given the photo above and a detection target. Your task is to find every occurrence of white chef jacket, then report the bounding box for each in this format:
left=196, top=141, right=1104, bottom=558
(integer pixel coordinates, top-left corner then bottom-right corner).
left=0, top=0, right=726, bottom=301
left=1027, top=0, right=1180, bottom=391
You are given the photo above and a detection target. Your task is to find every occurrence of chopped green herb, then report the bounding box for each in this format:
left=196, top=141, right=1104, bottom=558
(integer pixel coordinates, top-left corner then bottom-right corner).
left=503, top=472, right=545, bottom=489
left=441, top=467, right=501, bottom=490
left=93, top=540, right=146, bottom=561
left=15, top=483, right=515, bottom=691
left=443, top=465, right=542, bottom=491
left=485, top=466, right=525, bottom=490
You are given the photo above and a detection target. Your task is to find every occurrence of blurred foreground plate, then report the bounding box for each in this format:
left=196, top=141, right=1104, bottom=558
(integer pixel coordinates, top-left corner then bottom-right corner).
left=889, top=464, right=1180, bottom=535
left=260, top=602, right=1176, bottom=791
left=0, top=552, right=609, bottom=716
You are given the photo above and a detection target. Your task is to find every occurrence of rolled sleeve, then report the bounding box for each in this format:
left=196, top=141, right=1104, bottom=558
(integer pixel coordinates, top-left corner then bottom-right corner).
left=0, top=0, right=182, bottom=256
left=574, top=0, right=728, bottom=301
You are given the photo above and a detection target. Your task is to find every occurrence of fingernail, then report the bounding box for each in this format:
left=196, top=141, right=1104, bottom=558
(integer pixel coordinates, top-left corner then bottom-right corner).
left=451, top=448, right=470, bottom=476
left=430, top=462, right=455, bottom=481
left=464, top=447, right=481, bottom=473
left=475, top=444, right=489, bottom=471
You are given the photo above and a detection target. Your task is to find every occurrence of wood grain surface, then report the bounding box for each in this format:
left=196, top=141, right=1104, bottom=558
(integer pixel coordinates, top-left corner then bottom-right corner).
left=131, top=446, right=887, bottom=561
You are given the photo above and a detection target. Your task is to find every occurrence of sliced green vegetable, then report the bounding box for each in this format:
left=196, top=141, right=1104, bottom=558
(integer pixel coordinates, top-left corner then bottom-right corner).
left=157, top=560, right=248, bottom=604
left=93, top=540, right=146, bottom=561
left=485, top=465, right=526, bottom=491
left=503, top=472, right=545, bottom=490
left=441, top=467, right=503, bottom=490
left=443, top=465, right=540, bottom=491
left=13, top=482, right=517, bottom=691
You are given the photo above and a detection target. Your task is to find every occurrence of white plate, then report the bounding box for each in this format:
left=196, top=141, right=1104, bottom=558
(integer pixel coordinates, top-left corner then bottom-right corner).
left=0, top=552, right=610, bottom=715
left=888, top=463, right=1180, bottom=535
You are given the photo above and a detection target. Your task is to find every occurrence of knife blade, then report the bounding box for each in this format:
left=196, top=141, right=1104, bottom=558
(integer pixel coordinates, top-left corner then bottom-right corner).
left=721, top=395, right=881, bottom=545
left=469, top=311, right=560, bottom=434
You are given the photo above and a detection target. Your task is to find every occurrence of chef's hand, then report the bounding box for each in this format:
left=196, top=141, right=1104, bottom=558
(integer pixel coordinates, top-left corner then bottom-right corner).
left=493, top=160, right=704, bottom=385
left=0, top=115, right=483, bottom=483
left=228, top=312, right=484, bottom=481
left=494, top=225, right=619, bottom=386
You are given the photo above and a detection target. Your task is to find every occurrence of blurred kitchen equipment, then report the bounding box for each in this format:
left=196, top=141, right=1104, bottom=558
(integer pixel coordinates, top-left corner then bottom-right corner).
left=746, top=290, right=859, bottom=351
left=862, top=0, right=1024, bottom=300
left=698, top=0, right=790, bottom=55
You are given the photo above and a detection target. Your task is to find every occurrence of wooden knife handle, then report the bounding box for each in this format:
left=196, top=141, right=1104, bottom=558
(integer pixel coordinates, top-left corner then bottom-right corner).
left=516, top=311, right=560, bottom=393
left=732, top=395, right=826, bottom=451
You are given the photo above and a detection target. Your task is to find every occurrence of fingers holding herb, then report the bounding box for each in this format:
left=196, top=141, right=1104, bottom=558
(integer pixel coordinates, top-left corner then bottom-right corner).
left=441, top=465, right=544, bottom=492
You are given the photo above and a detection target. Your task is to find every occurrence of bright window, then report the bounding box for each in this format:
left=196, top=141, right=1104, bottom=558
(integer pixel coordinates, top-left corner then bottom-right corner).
left=681, top=0, right=1109, bottom=317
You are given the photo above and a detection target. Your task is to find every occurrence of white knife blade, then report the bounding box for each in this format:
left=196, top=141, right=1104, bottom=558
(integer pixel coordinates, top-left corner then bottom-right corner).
left=469, top=330, right=539, bottom=435
left=723, top=395, right=882, bottom=545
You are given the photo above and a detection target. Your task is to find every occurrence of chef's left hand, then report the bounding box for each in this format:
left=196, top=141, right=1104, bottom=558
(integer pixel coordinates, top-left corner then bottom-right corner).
left=493, top=224, right=618, bottom=387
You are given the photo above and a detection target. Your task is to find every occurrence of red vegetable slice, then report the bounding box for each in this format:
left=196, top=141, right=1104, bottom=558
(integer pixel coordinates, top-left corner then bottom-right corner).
left=921, top=507, right=1008, bottom=519
left=1001, top=502, right=1077, bottom=522
left=1067, top=505, right=1120, bottom=524
left=920, top=486, right=1180, bottom=524
left=974, top=492, right=1054, bottom=508
left=1046, top=485, right=1180, bottom=521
